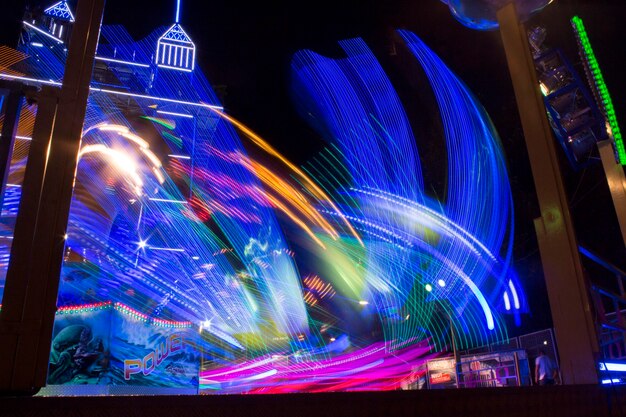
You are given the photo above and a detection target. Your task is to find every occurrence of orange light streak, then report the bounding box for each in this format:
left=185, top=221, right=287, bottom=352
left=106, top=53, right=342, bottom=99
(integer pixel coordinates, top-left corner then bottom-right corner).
left=205, top=107, right=363, bottom=247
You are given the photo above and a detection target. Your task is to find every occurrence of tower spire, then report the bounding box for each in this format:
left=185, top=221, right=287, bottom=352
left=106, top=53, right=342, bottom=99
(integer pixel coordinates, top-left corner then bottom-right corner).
left=155, top=0, right=195, bottom=72
left=44, top=0, right=75, bottom=22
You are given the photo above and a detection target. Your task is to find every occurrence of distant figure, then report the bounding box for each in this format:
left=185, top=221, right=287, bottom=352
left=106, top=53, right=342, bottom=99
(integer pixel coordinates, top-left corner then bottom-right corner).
left=535, top=349, right=558, bottom=385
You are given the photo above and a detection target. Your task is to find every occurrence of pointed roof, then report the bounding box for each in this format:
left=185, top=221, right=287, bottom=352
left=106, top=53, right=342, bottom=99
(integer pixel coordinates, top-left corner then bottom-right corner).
left=158, top=23, right=193, bottom=45
left=44, top=1, right=75, bottom=22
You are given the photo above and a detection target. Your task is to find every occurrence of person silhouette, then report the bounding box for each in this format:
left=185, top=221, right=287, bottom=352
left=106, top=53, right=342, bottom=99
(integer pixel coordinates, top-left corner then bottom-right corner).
left=535, top=349, right=558, bottom=385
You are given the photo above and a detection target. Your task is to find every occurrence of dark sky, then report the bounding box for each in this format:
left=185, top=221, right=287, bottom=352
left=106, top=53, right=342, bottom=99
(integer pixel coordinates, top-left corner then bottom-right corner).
left=2, top=0, right=625, bottom=335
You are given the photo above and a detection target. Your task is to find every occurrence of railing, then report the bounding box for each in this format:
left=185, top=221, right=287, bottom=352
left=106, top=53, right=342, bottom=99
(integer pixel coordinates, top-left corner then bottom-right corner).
left=580, top=246, right=626, bottom=361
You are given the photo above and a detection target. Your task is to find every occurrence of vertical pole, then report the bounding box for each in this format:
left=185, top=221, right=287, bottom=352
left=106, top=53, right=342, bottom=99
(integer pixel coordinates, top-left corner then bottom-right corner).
left=497, top=3, right=599, bottom=384
left=449, top=315, right=461, bottom=388
left=513, top=351, right=522, bottom=386
left=0, top=0, right=105, bottom=393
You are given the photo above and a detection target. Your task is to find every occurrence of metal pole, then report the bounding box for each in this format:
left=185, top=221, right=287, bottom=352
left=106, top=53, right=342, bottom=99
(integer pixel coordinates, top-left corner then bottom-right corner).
left=497, top=3, right=599, bottom=384
left=513, top=351, right=522, bottom=386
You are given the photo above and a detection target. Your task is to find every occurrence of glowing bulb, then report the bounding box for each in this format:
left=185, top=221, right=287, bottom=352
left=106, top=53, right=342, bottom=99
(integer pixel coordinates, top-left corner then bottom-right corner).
left=438, top=279, right=446, bottom=287
left=425, top=284, right=433, bottom=292
left=358, top=300, right=369, bottom=305
left=138, top=240, right=147, bottom=249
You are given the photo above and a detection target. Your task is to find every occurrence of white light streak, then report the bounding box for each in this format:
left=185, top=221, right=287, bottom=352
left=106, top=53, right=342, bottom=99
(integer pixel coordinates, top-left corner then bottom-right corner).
left=23, top=21, right=63, bottom=44
left=157, top=63, right=193, bottom=72
left=156, top=110, right=193, bottom=118
left=600, top=362, right=626, bottom=372
left=508, top=280, right=521, bottom=310
left=0, top=74, right=224, bottom=111
left=91, top=87, right=223, bottom=110
left=95, top=56, right=150, bottom=68
left=148, top=247, right=186, bottom=252
left=148, top=198, right=187, bottom=204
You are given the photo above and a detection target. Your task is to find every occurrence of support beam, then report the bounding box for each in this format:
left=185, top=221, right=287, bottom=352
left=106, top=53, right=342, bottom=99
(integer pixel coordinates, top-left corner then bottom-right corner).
left=0, top=86, right=59, bottom=392
left=597, top=140, right=626, bottom=248
left=0, top=0, right=105, bottom=393
left=497, top=3, right=599, bottom=384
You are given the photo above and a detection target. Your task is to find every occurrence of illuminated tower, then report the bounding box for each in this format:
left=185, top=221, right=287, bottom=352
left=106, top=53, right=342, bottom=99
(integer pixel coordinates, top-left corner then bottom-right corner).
left=155, top=0, right=195, bottom=72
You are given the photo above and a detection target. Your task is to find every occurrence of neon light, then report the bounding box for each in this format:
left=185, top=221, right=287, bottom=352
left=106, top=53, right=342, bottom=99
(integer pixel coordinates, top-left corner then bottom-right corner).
left=148, top=197, right=188, bottom=204
left=148, top=247, right=186, bottom=252
left=508, top=280, right=520, bottom=310
left=503, top=292, right=511, bottom=311
left=22, top=21, right=64, bottom=44
left=168, top=154, right=190, bottom=159
left=0, top=74, right=223, bottom=110
left=92, top=87, right=222, bottom=110
left=157, top=63, right=193, bottom=72
left=175, top=0, right=181, bottom=23
left=140, top=116, right=176, bottom=130
left=600, top=362, right=626, bottom=372
left=57, top=302, right=190, bottom=327
left=156, top=23, right=195, bottom=71
left=572, top=16, right=625, bottom=165
left=0, top=134, right=33, bottom=141
left=57, top=301, right=112, bottom=315
left=156, top=110, right=193, bottom=118
left=31, top=42, right=44, bottom=48
left=601, top=379, right=621, bottom=384
left=95, top=56, right=150, bottom=68
left=0, top=73, right=61, bottom=85
left=114, top=302, right=149, bottom=322
left=44, top=1, right=75, bottom=22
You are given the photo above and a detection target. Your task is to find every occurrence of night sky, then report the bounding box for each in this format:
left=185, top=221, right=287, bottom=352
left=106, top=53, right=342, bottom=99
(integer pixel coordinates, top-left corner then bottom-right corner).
left=1, top=0, right=625, bottom=336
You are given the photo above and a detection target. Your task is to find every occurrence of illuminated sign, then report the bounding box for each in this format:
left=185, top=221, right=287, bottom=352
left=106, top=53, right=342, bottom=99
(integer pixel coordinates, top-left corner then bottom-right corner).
left=124, top=333, right=183, bottom=380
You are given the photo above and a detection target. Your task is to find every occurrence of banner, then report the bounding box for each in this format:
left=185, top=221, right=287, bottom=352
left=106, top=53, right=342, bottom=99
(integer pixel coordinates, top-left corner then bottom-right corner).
left=47, top=303, right=199, bottom=390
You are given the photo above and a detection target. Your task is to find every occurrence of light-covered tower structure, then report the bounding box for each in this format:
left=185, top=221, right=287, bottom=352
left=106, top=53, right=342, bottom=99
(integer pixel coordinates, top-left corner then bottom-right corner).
left=155, top=0, right=195, bottom=72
